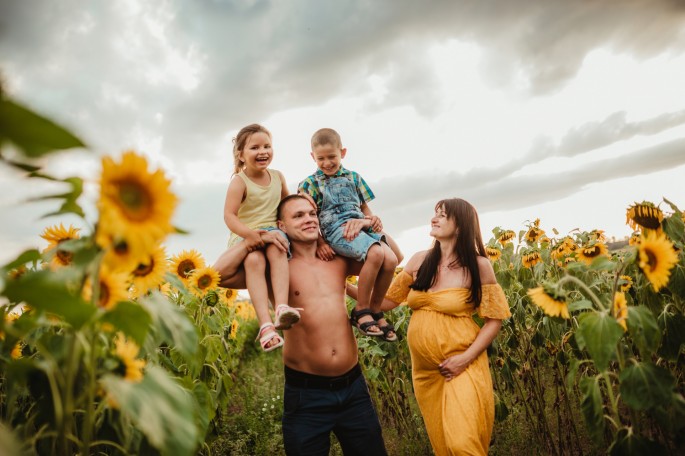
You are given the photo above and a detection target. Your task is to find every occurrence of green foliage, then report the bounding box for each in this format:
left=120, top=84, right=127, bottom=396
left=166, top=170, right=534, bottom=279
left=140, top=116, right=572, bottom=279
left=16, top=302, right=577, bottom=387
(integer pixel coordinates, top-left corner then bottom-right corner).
left=575, top=311, right=624, bottom=372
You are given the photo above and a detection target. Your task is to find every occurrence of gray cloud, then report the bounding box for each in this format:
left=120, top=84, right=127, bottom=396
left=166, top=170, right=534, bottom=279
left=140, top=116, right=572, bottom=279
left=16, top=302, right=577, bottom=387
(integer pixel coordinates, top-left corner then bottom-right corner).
left=376, top=136, right=685, bottom=233
left=3, top=0, right=685, bottom=167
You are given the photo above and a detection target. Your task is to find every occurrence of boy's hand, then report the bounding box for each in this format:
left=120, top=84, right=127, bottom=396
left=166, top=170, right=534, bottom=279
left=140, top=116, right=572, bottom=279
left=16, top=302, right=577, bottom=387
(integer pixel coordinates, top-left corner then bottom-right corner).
left=244, top=230, right=266, bottom=252
left=260, top=231, right=288, bottom=254
left=366, top=215, right=383, bottom=233
left=316, top=238, right=336, bottom=261
left=342, top=218, right=370, bottom=241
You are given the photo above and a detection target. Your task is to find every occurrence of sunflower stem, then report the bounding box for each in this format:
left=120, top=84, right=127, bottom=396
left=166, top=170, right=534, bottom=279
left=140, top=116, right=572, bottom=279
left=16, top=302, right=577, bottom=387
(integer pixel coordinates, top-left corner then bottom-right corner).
left=557, top=275, right=607, bottom=311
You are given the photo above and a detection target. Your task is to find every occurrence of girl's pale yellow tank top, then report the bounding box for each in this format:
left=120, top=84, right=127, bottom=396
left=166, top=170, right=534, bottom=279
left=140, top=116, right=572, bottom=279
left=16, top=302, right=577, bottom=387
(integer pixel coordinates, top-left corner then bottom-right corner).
left=228, top=169, right=282, bottom=246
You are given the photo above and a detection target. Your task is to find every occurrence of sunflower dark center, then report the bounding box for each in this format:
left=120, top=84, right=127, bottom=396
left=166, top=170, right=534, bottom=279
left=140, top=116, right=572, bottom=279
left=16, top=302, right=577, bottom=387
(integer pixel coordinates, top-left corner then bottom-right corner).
left=134, top=260, right=154, bottom=277
left=117, top=180, right=153, bottom=221
left=177, top=260, right=196, bottom=278
left=644, top=248, right=657, bottom=272
left=99, top=283, right=111, bottom=307
left=114, top=240, right=130, bottom=255
left=198, top=274, right=212, bottom=289
left=56, top=249, right=73, bottom=264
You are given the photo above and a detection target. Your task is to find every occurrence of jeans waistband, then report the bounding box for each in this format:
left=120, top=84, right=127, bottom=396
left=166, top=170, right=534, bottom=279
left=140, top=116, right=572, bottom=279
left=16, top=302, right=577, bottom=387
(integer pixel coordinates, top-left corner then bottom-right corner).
left=284, top=364, right=362, bottom=391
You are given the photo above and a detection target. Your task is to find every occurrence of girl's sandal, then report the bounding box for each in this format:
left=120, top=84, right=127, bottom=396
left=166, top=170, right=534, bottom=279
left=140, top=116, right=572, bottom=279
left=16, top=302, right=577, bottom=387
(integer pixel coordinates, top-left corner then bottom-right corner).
left=349, top=308, right=383, bottom=337
left=274, top=304, right=302, bottom=330
left=256, top=323, right=284, bottom=352
left=372, top=311, right=398, bottom=342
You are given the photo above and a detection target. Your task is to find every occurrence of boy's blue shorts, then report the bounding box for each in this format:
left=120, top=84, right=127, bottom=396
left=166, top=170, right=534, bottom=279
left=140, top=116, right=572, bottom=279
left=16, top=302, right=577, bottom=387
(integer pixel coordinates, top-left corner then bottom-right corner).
left=325, top=226, right=384, bottom=262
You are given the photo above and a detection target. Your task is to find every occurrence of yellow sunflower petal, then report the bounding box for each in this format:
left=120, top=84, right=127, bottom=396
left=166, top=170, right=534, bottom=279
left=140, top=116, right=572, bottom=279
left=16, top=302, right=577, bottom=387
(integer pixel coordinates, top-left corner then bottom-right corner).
left=637, top=232, right=679, bottom=292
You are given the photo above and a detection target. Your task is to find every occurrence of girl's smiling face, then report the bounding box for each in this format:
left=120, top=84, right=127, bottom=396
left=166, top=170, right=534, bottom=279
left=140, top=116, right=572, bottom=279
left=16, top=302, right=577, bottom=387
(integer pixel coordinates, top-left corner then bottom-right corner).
left=239, top=132, right=273, bottom=172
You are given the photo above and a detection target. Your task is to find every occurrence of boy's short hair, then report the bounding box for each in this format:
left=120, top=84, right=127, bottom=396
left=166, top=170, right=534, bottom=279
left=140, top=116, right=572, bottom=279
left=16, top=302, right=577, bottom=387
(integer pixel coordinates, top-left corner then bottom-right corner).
left=311, top=128, right=342, bottom=149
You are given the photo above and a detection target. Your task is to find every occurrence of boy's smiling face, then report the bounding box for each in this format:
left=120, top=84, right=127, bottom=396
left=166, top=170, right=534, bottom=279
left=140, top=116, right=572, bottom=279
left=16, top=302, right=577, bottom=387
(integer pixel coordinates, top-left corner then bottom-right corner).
left=311, top=144, right=346, bottom=176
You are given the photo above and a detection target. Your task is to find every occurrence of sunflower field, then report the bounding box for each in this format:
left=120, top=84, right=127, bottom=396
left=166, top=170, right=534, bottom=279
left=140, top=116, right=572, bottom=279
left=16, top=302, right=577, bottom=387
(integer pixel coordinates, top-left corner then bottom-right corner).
left=1, top=91, right=684, bottom=455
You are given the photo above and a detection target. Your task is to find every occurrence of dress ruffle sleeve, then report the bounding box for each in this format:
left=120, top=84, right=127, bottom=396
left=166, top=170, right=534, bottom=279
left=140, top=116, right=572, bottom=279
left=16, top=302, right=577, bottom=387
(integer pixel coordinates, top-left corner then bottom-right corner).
left=477, top=284, right=512, bottom=320
left=385, top=270, right=413, bottom=304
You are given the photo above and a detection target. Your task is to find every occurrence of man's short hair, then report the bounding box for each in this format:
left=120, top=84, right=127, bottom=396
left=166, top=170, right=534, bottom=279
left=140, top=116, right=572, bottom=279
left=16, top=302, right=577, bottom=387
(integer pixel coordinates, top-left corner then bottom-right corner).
left=277, top=194, right=310, bottom=221
left=311, top=128, right=342, bottom=149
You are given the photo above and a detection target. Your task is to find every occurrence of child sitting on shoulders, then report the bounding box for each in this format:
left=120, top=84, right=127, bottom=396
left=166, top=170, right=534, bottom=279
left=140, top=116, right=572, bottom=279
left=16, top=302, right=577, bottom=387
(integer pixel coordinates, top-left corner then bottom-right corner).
left=298, top=128, right=398, bottom=341
left=223, top=124, right=301, bottom=351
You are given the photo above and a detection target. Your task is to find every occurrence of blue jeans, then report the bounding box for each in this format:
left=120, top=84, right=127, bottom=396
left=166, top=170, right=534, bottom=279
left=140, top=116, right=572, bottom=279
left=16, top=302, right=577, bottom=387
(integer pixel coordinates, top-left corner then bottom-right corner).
left=318, top=174, right=382, bottom=262
left=282, top=366, right=387, bottom=456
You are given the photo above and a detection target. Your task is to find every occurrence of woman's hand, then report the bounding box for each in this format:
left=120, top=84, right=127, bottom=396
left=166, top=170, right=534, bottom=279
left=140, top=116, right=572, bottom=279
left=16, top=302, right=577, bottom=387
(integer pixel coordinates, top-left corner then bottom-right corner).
left=439, top=353, right=472, bottom=381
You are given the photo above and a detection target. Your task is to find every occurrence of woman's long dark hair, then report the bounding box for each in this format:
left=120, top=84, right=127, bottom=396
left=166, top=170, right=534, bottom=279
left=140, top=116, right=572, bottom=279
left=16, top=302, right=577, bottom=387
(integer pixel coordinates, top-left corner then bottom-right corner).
left=410, top=198, right=487, bottom=307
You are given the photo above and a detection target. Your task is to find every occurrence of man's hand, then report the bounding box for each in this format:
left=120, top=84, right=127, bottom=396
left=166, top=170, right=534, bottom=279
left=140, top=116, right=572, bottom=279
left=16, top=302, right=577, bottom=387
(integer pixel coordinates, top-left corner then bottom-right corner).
left=316, top=238, right=336, bottom=261
left=366, top=215, right=383, bottom=233
left=260, top=231, right=288, bottom=254
left=244, top=230, right=266, bottom=252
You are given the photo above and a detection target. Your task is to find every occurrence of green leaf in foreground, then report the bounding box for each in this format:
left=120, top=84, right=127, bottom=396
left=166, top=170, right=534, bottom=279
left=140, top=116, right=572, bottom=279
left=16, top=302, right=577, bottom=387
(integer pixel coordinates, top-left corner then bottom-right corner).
left=608, top=427, right=666, bottom=456
left=579, top=375, right=605, bottom=444
left=139, top=291, right=198, bottom=359
left=0, top=98, right=86, bottom=157
left=102, top=301, right=152, bottom=346
left=101, top=366, right=198, bottom=456
left=2, top=269, right=95, bottom=329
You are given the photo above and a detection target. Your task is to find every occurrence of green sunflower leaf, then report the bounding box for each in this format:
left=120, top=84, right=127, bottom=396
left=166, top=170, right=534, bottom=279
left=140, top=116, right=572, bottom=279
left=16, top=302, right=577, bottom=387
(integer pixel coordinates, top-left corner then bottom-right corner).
left=608, top=427, right=667, bottom=456
left=579, top=375, right=605, bottom=443
left=1, top=249, right=42, bottom=272
left=576, top=311, right=623, bottom=372
left=619, top=362, right=674, bottom=411
left=100, top=366, right=199, bottom=456
left=28, top=176, right=85, bottom=218
left=2, top=269, right=95, bottom=329
left=626, top=306, right=661, bottom=358
left=101, top=301, right=152, bottom=347
left=0, top=98, right=86, bottom=158
left=138, top=291, right=198, bottom=359
left=657, top=310, right=685, bottom=361
left=663, top=214, right=685, bottom=244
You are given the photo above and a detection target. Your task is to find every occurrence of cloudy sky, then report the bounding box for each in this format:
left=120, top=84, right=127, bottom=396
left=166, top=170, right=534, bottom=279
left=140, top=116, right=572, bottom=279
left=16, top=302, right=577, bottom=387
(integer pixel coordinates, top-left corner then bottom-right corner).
left=1, top=0, right=685, bottom=266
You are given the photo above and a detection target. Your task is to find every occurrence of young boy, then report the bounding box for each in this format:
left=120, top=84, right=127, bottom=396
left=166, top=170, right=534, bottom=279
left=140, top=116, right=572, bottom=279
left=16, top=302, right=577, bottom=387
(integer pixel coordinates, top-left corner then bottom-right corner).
left=298, top=128, right=398, bottom=341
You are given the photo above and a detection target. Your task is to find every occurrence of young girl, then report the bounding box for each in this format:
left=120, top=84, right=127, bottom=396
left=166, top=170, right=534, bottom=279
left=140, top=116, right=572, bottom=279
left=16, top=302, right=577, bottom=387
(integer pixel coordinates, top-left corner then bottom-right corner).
left=223, top=124, right=300, bottom=352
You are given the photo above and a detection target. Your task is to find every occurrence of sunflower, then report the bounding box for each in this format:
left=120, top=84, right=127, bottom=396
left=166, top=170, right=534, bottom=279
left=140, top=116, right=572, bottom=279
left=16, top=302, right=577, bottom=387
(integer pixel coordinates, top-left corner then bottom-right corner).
left=0, top=312, right=20, bottom=341
left=613, top=292, right=628, bottom=331
left=524, top=226, right=545, bottom=244
left=550, top=243, right=568, bottom=260
left=563, top=256, right=576, bottom=267
left=219, top=287, right=238, bottom=305
left=97, top=225, right=148, bottom=273
left=188, top=266, right=220, bottom=297
left=637, top=232, right=678, bottom=291
left=11, top=341, right=23, bottom=359
left=98, top=151, right=177, bottom=248
left=498, top=230, right=516, bottom=246
left=577, top=242, right=609, bottom=265
left=629, top=231, right=641, bottom=246
left=626, top=202, right=663, bottom=232
left=522, top=250, right=541, bottom=268
left=40, top=223, right=81, bottom=268
left=618, top=275, right=633, bottom=292
left=169, top=249, right=206, bottom=283
left=83, top=266, right=129, bottom=310
left=113, top=333, right=146, bottom=382
left=527, top=284, right=570, bottom=319
left=485, top=246, right=502, bottom=261
left=538, top=235, right=550, bottom=246
left=589, top=229, right=606, bottom=242
left=228, top=319, right=240, bottom=339
left=235, top=301, right=256, bottom=320
left=129, top=245, right=167, bottom=298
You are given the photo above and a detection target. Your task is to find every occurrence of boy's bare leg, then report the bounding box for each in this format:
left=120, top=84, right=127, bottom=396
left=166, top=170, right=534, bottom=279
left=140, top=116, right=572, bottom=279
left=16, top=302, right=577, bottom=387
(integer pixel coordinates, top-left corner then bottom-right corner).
left=370, top=243, right=398, bottom=338
left=355, top=243, right=384, bottom=332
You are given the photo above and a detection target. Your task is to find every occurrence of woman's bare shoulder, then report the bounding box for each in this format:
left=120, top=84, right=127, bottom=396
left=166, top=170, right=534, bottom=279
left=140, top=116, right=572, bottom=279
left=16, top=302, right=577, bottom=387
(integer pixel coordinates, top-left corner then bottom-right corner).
left=477, top=256, right=497, bottom=285
left=403, top=250, right=429, bottom=275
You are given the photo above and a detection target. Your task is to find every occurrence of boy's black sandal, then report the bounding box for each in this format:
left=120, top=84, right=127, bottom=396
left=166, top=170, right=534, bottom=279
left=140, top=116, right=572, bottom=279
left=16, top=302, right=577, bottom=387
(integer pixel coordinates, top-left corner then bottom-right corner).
left=350, top=308, right=383, bottom=336
left=372, top=311, right=398, bottom=342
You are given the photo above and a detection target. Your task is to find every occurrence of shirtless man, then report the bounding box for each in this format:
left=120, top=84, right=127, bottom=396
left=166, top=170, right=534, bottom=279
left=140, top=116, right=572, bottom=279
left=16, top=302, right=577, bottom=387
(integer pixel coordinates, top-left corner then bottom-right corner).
left=213, top=194, right=388, bottom=455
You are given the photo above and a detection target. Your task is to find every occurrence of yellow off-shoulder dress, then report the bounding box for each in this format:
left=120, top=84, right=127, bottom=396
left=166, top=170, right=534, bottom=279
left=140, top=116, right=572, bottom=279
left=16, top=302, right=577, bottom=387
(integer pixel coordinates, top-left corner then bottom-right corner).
left=386, top=271, right=512, bottom=456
